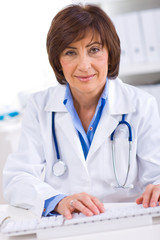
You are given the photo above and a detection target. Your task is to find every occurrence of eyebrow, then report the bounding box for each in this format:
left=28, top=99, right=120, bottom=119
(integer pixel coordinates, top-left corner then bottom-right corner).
left=66, top=41, right=102, bottom=49
left=86, top=41, right=102, bottom=47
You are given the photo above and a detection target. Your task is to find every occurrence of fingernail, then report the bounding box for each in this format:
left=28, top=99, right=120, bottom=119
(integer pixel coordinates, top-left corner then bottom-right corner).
left=101, top=206, right=105, bottom=212
left=94, top=209, right=100, bottom=215
left=87, top=211, right=93, bottom=216
left=143, top=203, right=148, bottom=208
left=151, top=202, right=156, bottom=207
left=66, top=215, right=72, bottom=219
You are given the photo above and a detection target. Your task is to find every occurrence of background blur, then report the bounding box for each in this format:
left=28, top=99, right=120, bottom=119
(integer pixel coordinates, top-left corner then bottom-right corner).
left=0, top=0, right=160, bottom=203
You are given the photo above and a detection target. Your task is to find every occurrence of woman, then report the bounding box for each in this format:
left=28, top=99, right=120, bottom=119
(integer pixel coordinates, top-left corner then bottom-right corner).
left=3, top=4, right=160, bottom=219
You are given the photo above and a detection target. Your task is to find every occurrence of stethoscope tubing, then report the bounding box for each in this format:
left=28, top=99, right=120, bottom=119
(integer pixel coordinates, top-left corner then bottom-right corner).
left=110, top=114, right=132, bottom=188
left=52, top=112, right=60, bottom=160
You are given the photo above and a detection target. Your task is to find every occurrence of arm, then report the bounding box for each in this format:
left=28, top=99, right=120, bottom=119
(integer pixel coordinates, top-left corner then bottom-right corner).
left=136, top=96, right=160, bottom=207
left=3, top=95, right=104, bottom=218
left=3, top=96, right=63, bottom=217
left=42, top=195, right=67, bottom=216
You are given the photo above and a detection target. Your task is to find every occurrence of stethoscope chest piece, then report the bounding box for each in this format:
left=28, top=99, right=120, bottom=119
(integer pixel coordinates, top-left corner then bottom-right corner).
left=53, top=161, right=67, bottom=177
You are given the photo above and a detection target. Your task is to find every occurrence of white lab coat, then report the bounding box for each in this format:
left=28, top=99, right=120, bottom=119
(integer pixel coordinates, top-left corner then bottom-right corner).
left=3, top=78, right=160, bottom=217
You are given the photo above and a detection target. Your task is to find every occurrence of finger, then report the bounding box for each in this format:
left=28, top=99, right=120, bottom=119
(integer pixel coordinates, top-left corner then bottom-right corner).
left=71, top=199, right=94, bottom=216
left=78, top=194, right=101, bottom=215
left=136, top=196, right=143, bottom=205
left=91, top=196, right=105, bottom=213
left=142, top=185, right=153, bottom=208
left=150, top=187, right=160, bottom=207
left=64, top=208, right=73, bottom=219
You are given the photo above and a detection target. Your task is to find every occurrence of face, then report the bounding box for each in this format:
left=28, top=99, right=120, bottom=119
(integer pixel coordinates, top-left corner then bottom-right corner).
left=59, top=30, right=109, bottom=98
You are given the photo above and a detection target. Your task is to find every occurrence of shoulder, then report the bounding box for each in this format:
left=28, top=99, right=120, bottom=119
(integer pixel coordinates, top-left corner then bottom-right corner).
left=27, top=84, right=66, bottom=111
left=110, top=77, right=156, bottom=104
left=108, top=77, right=158, bottom=116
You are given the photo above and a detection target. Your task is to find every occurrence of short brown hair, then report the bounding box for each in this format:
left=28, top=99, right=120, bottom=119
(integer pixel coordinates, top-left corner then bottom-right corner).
left=47, top=4, right=121, bottom=84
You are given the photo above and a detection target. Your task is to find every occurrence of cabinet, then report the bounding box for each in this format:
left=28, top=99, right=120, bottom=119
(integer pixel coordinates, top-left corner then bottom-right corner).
left=73, top=0, right=160, bottom=85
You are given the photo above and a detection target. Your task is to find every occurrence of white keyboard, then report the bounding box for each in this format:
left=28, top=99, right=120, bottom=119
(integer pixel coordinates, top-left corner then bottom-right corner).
left=1, top=204, right=160, bottom=239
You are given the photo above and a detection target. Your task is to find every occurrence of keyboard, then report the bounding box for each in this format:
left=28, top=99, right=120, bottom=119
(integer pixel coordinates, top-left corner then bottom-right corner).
left=1, top=204, right=160, bottom=239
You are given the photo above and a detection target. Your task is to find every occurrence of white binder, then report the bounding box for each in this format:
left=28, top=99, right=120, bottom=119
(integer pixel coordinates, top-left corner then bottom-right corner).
left=140, top=9, right=160, bottom=62
left=124, top=12, right=145, bottom=64
left=113, top=15, right=132, bottom=66
left=153, top=8, right=160, bottom=59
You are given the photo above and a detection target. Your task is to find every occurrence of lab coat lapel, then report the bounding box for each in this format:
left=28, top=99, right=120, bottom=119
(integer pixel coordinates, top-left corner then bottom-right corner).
left=87, top=78, right=136, bottom=160
left=56, top=112, right=86, bottom=165
left=86, top=109, right=118, bottom=160
left=44, top=84, right=86, bottom=168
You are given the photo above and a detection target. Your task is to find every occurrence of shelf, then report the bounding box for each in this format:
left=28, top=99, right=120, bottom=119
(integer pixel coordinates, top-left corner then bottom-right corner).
left=103, top=0, right=160, bottom=16
left=120, top=62, right=160, bottom=76
left=73, top=0, right=160, bottom=16
left=119, top=62, right=160, bottom=85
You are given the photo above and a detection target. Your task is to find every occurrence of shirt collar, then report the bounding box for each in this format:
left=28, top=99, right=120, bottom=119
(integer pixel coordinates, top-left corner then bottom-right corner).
left=63, top=78, right=108, bottom=108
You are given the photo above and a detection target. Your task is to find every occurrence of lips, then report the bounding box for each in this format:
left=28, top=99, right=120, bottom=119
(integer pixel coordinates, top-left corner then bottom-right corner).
left=75, top=74, right=96, bottom=82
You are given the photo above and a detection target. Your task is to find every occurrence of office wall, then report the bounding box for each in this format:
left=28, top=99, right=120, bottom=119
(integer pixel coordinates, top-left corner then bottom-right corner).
left=0, top=0, right=72, bottom=107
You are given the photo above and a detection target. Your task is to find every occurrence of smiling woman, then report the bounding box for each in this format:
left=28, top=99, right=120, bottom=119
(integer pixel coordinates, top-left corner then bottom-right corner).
left=46, top=4, right=120, bottom=84
left=59, top=31, right=109, bottom=100
left=3, top=4, right=160, bottom=220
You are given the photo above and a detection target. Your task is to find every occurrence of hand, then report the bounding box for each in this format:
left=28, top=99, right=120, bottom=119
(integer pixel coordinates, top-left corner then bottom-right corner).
left=54, top=192, right=105, bottom=219
left=136, top=184, right=160, bottom=208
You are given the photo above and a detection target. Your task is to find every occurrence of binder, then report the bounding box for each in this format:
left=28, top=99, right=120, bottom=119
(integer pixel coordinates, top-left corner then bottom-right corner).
left=140, top=9, right=160, bottom=62
left=153, top=8, right=160, bottom=60
left=113, top=15, right=132, bottom=66
left=124, top=12, right=145, bottom=64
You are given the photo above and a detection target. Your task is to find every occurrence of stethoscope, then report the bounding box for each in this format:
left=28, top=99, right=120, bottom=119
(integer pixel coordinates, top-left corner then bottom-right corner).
left=52, top=112, right=133, bottom=189
left=110, top=114, right=133, bottom=189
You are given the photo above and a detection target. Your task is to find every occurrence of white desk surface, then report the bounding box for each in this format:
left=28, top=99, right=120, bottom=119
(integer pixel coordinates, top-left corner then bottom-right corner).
left=0, top=203, right=160, bottom=240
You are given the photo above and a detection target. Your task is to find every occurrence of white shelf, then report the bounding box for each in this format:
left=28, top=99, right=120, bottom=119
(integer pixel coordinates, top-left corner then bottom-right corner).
left=73, top=0, right=160, bottom=15
left=119, top=62, right=160, bottom=85
left=120, top=62, right=160, bottom=76
left=101, top=0, right=160, bottom=16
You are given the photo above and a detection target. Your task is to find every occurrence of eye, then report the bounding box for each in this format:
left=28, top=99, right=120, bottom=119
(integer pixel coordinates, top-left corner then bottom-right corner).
left=65, top=50, right=76, bottom=56
left=90, top=47, right=100, bottom=54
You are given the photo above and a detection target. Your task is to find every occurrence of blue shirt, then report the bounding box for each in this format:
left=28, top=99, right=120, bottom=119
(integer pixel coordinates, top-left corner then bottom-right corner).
left=42, top=79, right=108, bottom=216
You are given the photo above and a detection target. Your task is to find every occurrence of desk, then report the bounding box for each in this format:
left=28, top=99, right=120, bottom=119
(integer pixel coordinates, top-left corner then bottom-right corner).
left=1, top=203, right=160, bottom=240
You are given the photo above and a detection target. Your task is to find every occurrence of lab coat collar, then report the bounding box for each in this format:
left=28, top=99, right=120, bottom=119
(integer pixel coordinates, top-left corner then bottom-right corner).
left=107, top=77, right=136, bottom=115
left=44, top=83, right=67, bottom=112
left=44, top=78, right=136, bottom=114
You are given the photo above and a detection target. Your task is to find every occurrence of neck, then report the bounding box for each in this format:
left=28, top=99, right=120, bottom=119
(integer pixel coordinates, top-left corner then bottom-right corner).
left=71, top=87, right=104, bottom=113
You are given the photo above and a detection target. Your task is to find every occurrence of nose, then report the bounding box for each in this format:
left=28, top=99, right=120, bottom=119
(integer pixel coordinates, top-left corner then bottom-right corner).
left=77, top=54, right=91, bottom=72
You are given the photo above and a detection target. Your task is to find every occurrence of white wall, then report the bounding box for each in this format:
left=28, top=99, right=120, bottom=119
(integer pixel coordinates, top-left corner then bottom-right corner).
left=0, top=0, right=72, bottom=108
left=0, top=0, right=72, bottom=204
